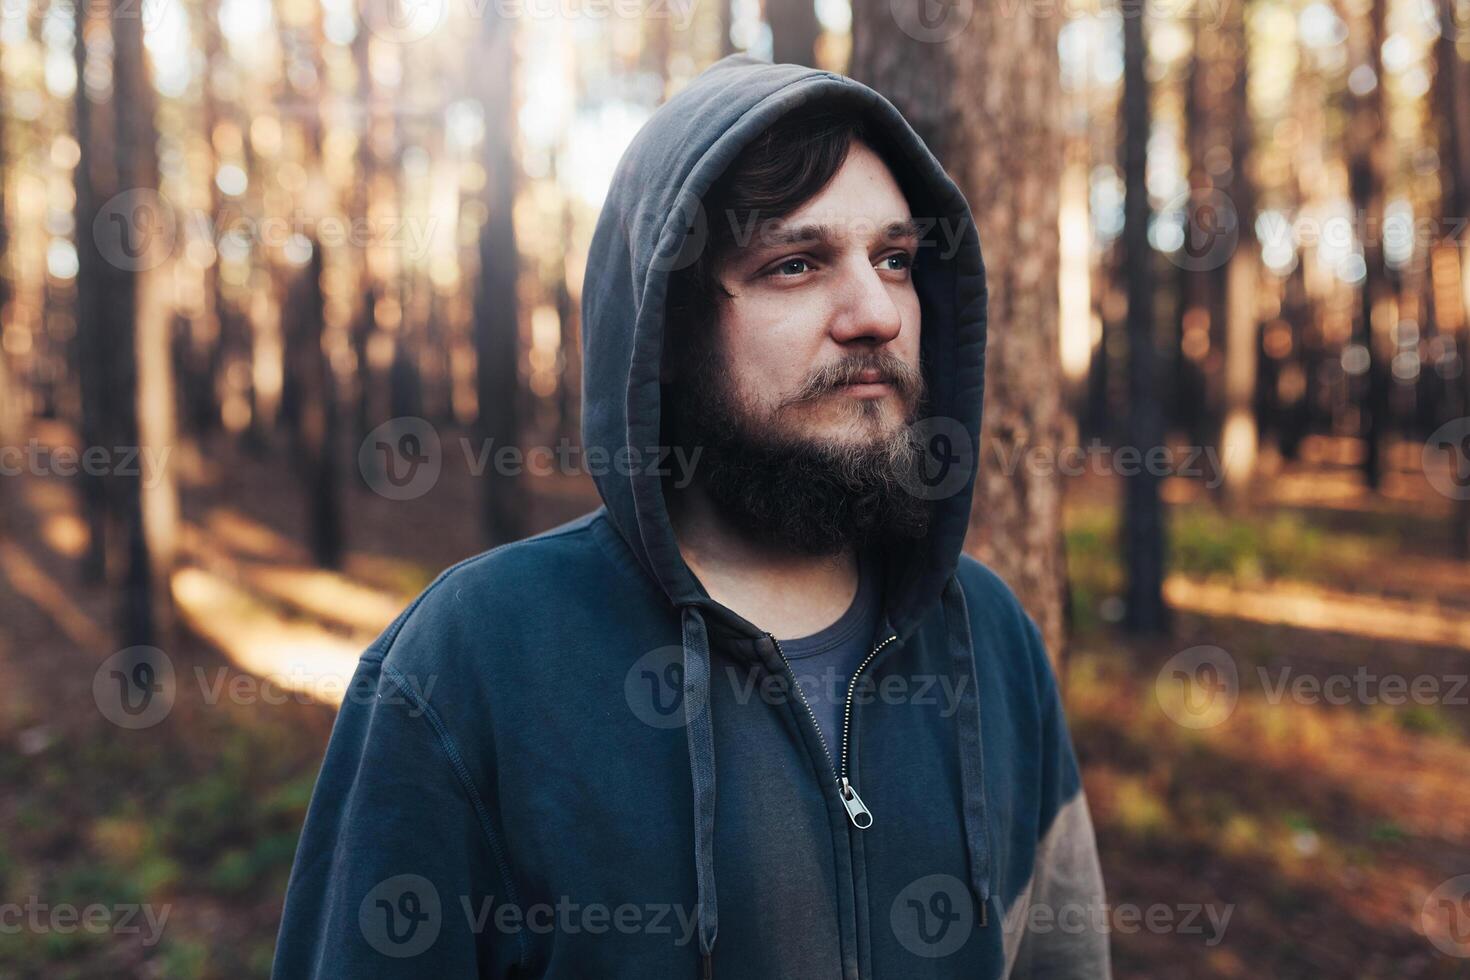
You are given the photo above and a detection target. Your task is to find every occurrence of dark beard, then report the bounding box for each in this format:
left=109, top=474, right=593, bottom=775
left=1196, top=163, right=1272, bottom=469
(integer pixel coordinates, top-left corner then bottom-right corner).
left=665, top=345, right=932, bottom=557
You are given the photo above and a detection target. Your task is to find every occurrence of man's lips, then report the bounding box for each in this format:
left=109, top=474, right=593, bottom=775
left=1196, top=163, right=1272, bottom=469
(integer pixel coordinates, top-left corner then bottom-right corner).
left=836, top=370, right=895, bottom=397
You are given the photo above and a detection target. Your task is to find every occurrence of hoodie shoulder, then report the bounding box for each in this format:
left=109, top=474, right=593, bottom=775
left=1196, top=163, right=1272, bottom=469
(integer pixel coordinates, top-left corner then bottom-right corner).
left=364, top=509, right=650, bottom=677
left=952, top=553, right=1040, bottom=640
left=951, top=553, right=1058, bottom=692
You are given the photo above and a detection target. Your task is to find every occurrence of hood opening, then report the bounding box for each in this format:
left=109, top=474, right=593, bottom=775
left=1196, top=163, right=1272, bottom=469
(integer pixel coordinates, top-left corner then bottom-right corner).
left=582, top=53, right=988, bottom=643
left=579, top=54, right=992, bottom=974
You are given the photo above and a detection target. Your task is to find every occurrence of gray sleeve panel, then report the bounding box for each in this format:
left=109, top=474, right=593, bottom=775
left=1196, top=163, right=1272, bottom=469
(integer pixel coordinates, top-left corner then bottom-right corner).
left=1001, top=792, right=1112, bottom=979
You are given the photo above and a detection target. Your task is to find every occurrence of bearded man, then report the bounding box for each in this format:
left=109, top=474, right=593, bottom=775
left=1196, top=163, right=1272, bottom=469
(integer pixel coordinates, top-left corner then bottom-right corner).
left=274, top=55, right=1109, bottom=980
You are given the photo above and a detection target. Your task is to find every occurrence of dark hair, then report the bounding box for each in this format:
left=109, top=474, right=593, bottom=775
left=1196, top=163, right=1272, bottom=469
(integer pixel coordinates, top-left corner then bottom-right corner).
left=664, top=105, right=905, bottom=359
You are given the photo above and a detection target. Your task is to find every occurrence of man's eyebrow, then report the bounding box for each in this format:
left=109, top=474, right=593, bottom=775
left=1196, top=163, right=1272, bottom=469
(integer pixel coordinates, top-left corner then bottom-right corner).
left=882, top=218, right=923, bottom=242
left=751, top=217, right=923, bottom=249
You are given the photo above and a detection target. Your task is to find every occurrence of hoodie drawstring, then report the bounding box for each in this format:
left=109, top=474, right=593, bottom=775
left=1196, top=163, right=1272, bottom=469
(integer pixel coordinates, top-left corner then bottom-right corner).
left=942, top=575, right=995, bottom=926
left=679, top=580, right=991, bottom=973
left=681, top=605, right=718, bottom=976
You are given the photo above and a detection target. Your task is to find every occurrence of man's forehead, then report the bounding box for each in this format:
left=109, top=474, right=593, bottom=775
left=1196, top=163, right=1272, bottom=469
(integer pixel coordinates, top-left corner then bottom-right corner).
left=741, top=215, right=923, bottom=251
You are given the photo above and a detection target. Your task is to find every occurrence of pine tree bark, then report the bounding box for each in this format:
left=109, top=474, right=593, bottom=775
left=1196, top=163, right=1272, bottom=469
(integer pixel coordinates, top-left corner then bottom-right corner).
left=284, top=243, right=343, bottom=567
left=850, top=0, right=1070, bottom=661
left=73, top=3, right=109, bottom=582
left=110, top=0, right=176, bottom=645
left=1438, top=0, right=1470, bottom=556
left=1347, top=0, right=1390, bottom=490
left=768, top=0, right=819, bottom=67
left=474, top=9, right=526, bottom=545
left=1120, top=0, right=1168, bottom=632
left=1217, top=0, right=1259, bottom=504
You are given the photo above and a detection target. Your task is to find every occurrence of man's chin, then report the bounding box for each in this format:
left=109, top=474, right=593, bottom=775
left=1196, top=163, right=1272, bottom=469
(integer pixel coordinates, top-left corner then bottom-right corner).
left=790, top=426, right=916, bottom=462
left=778, top=400, right=916, bottom=447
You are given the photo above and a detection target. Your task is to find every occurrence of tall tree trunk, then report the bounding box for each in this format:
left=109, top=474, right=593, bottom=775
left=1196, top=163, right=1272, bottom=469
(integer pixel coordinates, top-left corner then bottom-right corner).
left=1438, top=0, right=1470, bottom=556
left=719, top=0, right=736, bottom=57
left=278, top=0, right=343, bottom=565
left=183, top=0, right=228, bottom=441
left=110, top=0, right=175, bottom=646
left=474, top=8, right=526, bottom=545
left=0, top=48, right=11, bottom=538
left=284, top=243, right=343, bottom=567
left=1218, top=0, right=1259, bottom=504
left=73, top=3, right=109, bottom=582
left=350, top=8, right=382, bottom=449
left=555, top=203, right=581, bottom=447
left=1120, top=0, right=1168, bottom=632
left=1347, top=0, right=1390, bottom=490
left=1179, top=12, right=1227, bottom=452
left=850, top=0, right=1070, bottom=661
left=768, top=0, right=819, bottom=67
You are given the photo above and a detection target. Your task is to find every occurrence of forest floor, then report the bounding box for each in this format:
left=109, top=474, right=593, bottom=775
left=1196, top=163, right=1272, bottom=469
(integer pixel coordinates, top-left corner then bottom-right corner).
left=0, top=419, right=1468, bottom=978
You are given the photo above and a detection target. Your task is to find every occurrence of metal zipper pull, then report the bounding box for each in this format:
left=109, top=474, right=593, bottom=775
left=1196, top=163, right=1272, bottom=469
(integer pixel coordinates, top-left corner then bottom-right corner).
left=839, top=777, right=873, bottom=829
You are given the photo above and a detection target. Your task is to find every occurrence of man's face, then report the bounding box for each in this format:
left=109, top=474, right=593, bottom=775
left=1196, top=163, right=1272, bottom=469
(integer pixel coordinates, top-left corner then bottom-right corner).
left=704, top=141, right=924, bottom=451
left=665, top=138, right=932, bottom=555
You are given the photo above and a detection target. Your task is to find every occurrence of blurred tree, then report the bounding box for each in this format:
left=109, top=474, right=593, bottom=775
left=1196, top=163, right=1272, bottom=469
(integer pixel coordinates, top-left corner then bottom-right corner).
left=768, top=0, right=819, bottom=67
left=1438, top=0, right=1470, bottom=556
left=275, top=0, right=344, bottom=568
left=850, top=0, right=1070, bottom=661
left=474, top=6, right=528, bottom=546
left=1180, top=12, right=1228, bottom=450
left=720, top=0, right=737, bottom=58
left=350, top=7, right=381, bottom=448
left=1219, top=0, right=1260, bottom=504
left=283, top=242, right=343, bottom=567
left=114, top=0, right=177, bottom=645
left=179, top=0, right=228, bottom=441
left=72, top=3, right=108, bottom=583
left=0, top=35, right=10, bottom=537
left=555, top=200, right=581, bottom=447
left=1120, top=0, right=1168, bottom=632
left=1345, top=0, right=1390, bottom=490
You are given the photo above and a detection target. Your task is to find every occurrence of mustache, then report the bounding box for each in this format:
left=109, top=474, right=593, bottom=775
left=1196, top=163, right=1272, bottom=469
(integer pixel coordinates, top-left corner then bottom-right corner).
left=778, top=352, right=925, bottom=409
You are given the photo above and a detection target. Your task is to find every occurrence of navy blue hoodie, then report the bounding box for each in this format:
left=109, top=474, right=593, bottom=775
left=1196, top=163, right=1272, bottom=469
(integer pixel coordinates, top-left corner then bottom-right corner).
left=273, top=54, right=1109, bottom=979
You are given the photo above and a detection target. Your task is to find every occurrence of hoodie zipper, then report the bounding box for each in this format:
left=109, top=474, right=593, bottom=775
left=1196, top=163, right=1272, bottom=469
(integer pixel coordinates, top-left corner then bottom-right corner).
left=769, top=631, right=898, bottom=829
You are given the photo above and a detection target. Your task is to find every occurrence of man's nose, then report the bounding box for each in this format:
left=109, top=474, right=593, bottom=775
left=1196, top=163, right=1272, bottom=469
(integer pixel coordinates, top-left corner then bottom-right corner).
left=828, top=259, right=904, bottom=346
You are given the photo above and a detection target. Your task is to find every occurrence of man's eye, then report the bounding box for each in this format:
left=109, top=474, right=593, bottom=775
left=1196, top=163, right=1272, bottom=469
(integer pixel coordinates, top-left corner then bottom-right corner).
left=881, top=252, right=914, bottom=271
left=771, top=258, right=811, bottom=277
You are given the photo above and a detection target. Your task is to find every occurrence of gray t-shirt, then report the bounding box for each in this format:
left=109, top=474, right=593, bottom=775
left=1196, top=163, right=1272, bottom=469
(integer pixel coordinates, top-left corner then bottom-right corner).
left=777, top=550, right=885, bottom=760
